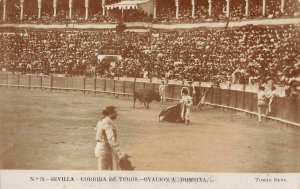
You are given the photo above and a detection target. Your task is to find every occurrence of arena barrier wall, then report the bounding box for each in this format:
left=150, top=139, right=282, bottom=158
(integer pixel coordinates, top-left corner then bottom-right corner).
left=30, top=75, right=43, bottom=88
left=0, top=72, right=299, bottom=126
left=220, top=89, right=230, bottom=107
left=1, top=18, right=299, bottom=30
left=236, top=90, right=245, bottom=110
left=144, top=82, right=155, bottom=91
left=42, top=76, right=51, bottom=89
left=85, top=78, right=96, bottom=92
left=244, top=92, right=254, bottom=112
left=7, top=74, right=18, bottom=86
left=135, top=81, right=145, bottom=92
left=96, top=78, right=106, bottom=92
left=52, top=77, right=67, bottom=89
left=18, top=75, right=29, bottom=88
left=105, top=79, right=115, bottom=93
left=0, top=74, right=7, bottom=85
left=115, top=80, right=125, bottom=95
left=124, top=80, right=135, bottom=95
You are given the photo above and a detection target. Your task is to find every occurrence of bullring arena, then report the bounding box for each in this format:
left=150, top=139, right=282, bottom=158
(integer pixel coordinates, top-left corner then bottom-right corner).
left=0, top=0, right=299, bottom=174
left=0, top=74, right=299, bottom=172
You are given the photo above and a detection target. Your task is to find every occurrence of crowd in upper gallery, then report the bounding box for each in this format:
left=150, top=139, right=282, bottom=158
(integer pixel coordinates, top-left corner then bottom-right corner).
left=0, top=24, right=299, bottom=86
left=0, top=0, right=299, bottom=24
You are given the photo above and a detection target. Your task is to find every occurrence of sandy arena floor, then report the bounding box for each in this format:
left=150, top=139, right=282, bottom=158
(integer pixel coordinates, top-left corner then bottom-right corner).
left=0, top=88, right=299, bottom=172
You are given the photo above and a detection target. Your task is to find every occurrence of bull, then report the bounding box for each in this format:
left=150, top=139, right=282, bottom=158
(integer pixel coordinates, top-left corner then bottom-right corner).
left=133, top=89, right=161, bottom=109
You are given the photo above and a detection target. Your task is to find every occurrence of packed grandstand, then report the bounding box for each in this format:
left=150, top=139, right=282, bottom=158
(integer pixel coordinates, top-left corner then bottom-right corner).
left=0, top=0, right=299, bottom=87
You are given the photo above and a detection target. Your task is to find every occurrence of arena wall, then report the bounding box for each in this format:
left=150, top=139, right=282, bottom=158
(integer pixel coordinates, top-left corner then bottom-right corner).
left=0, top=18, right=299, bottom=30
left=0, top=72, right=299, bottom=126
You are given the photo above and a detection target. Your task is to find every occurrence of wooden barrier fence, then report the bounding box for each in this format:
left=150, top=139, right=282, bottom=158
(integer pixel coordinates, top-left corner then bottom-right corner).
left=0, top=73, right=299, bottom=127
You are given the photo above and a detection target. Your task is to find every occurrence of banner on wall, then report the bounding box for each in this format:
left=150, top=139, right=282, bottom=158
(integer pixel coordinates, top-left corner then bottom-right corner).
left=105, top=0, right=154, bottom=15
left=97, top=54, right=122, bottom=62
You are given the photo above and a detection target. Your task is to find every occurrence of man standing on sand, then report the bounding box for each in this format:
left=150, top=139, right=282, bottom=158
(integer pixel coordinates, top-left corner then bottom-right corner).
left=180, top=87, right=193, bottom=125
left=95, top=106, right=128, bottom=170
left=159, top=80, right=167, bottom=103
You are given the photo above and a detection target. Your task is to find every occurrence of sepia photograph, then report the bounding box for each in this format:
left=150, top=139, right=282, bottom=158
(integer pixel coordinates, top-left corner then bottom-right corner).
left=0, top=0, right=299, bottom=188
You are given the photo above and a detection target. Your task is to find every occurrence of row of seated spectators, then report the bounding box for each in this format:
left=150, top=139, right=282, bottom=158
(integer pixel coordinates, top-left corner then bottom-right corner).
left=0, top=24, right=299, bottom=86
left=3, top=9, right=150, bottom=24
left=4, top=9, right=119, bottom=24
left=155, top=0, right=300, bottom=23
left=1, top=0, right=299, bottom=24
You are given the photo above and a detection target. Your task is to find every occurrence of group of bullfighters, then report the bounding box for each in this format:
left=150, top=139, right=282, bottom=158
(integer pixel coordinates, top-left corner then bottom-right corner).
left=133, top=80, right=206, bottom=125
left=95, top=80, right=204, bottom=171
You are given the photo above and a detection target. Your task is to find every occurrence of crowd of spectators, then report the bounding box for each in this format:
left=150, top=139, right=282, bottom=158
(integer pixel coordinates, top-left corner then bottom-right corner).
left=0, top=0, right=299, bottom=24
left=0, top=24, right=299, bottom=86
left=154, top=0, right=300, bottom=23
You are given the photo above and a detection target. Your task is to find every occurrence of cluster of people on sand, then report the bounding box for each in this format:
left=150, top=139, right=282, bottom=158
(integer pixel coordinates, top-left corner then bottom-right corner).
left=94, top=87, right=192, bottom=171
left=255, top=79, right=299, bottom=123
left=159, top=80, right=195, bottom=125
left=159, top=78, right=299, bottom=125
left=94, top=80, right=297, bottom=171
left=94, top=75, right=297, bottom=170
left=257, top=81, right=277, bottom=123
